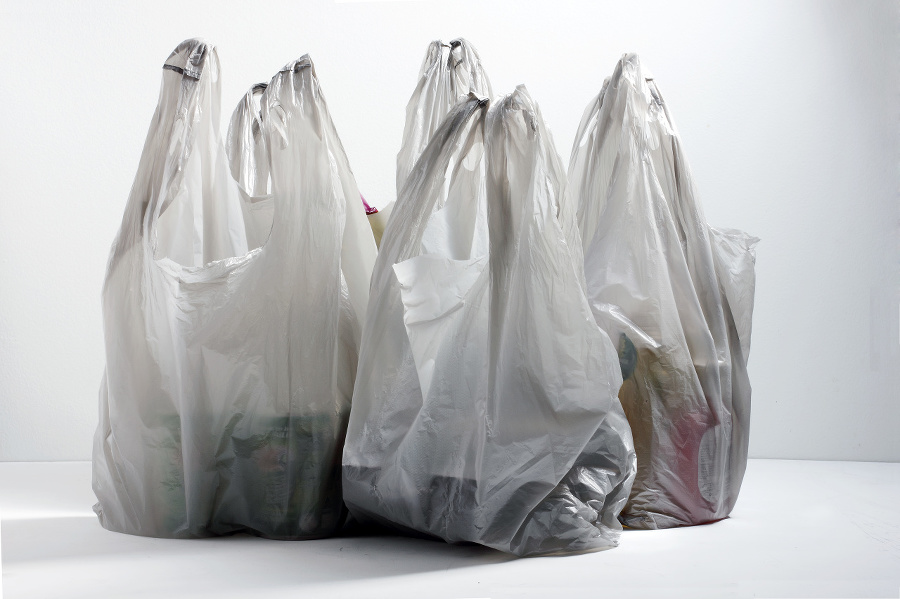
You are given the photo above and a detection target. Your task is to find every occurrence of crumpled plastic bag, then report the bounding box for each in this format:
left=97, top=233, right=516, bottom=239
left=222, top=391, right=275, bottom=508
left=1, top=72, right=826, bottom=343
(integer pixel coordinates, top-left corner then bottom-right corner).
left=342, top=89, right=636, bottom=556
left=568, top=53, right=758, bottom=529
left=373, top=39, right=492, bottom=237
left=92, top=39, right=376, bottom=539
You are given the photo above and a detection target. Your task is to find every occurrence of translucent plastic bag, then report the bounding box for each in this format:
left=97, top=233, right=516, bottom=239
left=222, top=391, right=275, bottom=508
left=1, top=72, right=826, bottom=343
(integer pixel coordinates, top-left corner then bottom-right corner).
left=569, top=54, right=758, bottom=529
left=343, top=90, right=636, bottom=556
left=93, top=39, right=376, bottom=539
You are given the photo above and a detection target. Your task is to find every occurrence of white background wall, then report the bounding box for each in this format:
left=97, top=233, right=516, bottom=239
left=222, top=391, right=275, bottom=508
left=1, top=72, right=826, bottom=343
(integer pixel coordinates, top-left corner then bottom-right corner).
left=1, top=0, right=897, bottom=462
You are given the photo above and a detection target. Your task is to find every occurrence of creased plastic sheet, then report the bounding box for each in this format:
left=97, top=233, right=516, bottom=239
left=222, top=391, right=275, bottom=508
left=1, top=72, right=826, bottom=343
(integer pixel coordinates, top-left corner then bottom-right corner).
left=342, top=90, right=636, bottom=557
left=374, top=39, right=492, bottom=235
left=568, top=53, right=758, bottom=529
left=92, top=39, right=376, bottom=539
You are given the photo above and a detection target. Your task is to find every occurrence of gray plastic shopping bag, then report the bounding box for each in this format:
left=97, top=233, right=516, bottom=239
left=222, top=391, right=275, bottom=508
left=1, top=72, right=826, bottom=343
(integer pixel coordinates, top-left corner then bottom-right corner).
left=569, top=53, right=758, bottom=529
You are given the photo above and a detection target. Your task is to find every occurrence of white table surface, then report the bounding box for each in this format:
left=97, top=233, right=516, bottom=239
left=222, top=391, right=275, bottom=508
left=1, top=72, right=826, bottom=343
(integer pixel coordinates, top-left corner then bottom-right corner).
left=2, top=459, right=899, bottom=598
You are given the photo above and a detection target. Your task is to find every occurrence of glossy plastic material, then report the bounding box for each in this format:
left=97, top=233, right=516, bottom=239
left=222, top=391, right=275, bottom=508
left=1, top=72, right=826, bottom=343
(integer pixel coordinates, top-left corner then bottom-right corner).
left=569, top=54, right=758, bottom=529
left=343, top=90, right=636, bottom=557
left=93, top=39, right=376, bottom=539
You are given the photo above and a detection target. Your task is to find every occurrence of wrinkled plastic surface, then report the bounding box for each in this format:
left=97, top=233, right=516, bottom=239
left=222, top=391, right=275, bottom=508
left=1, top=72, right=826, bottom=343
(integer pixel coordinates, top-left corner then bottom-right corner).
left=376, top=39, right=493, bottom=229
left=93, top=39, right=376, bottom=539
left=569, top=54, right=758, bottom=529
left=342, top=90, right=636, bottom=557
left=396, top=38, right=492, bottom=193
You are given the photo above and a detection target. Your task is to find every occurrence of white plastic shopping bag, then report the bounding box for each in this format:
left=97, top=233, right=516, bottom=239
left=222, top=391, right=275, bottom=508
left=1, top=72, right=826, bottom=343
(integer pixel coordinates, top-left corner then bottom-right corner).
left=569, top=54, right=758, bottom=529
left=93, top=39, right=376, bottom=539
left=343, top=90, right=636, bottom=556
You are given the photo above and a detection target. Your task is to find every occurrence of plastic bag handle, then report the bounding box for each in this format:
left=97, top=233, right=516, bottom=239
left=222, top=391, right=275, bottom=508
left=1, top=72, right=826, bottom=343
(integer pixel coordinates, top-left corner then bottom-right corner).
left=378, top=94, right=489, bottom=270
left=143, top=39, right=211, bottom=256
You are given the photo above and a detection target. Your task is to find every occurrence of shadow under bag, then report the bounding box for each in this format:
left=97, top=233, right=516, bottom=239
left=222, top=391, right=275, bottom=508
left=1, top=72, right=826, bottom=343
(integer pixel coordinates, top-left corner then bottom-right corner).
left=93, top=39, right=376, bottom=539
left=569, top=54, right=759, bottom=529
left=343, top=89, right=636, bottom=557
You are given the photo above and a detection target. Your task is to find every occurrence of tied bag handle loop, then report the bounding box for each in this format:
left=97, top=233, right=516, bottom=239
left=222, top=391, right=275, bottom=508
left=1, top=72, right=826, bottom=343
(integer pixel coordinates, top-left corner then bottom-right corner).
left=143, top=39, right=211, bottom=256
left=447, top=39, right=493, bottom=102
left=258, top=56, right=326, bottom=249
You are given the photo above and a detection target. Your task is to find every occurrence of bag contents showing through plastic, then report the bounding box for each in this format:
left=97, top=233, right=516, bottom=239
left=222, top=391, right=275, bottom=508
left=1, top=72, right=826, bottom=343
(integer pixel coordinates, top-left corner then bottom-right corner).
left=342, top=88, right=637, bottom=557
left=568, top=53, right=759, bottom=529
left=371, top=38, right=492, bottom=241
left=93, top=39, right=376, bottom=539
